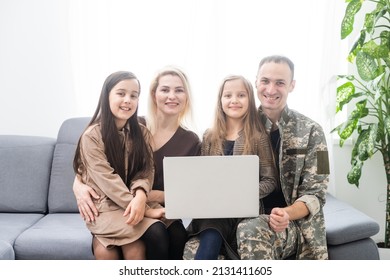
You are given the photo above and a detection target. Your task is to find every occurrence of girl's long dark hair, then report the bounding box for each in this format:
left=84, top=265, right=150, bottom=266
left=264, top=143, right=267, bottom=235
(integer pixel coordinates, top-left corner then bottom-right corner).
left=73, top=71, right=153, bottom=187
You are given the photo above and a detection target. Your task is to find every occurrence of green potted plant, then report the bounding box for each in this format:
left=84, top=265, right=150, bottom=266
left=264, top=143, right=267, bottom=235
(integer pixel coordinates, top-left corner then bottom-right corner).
left=332, top=0, right=390, bottom=248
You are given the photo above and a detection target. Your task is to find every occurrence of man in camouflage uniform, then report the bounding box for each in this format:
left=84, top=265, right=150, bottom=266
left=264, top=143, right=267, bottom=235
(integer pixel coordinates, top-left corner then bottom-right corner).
left=236, top=55, right=329, bottom=260
left=183, top=55, right=329, bottom=260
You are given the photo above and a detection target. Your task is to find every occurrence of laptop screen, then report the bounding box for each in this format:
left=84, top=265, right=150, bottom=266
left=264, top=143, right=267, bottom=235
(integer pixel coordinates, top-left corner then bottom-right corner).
left=163, top=155, right=259, bottom=219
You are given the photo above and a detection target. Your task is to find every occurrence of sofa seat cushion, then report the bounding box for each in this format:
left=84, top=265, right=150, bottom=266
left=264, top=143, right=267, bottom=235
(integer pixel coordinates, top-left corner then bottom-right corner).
left=328, top=238, right=380, bottom=260
left=0, top=213, right=44, bottom=244
left=324, top=193, right=380, bottom=245
left=14, top=213, right=94, bottom=260
left=0, top=240, right=15, bottom=260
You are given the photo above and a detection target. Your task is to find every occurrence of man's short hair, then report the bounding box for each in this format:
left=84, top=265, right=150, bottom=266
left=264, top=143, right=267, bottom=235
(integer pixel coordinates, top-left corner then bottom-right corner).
left=258, top=55, right=295, bottom=80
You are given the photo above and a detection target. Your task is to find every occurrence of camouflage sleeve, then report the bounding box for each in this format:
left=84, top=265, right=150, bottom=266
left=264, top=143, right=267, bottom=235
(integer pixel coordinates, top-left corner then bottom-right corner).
left=296, top=122, right=329, bottom=217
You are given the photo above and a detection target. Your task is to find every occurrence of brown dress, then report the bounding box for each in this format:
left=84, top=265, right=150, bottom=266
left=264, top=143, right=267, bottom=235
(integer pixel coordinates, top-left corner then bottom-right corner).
left=79, top=123, right=159, bottom=248
left=152, top=126, right=201, bottom=193
left=147, top=126, right=201, bottom=226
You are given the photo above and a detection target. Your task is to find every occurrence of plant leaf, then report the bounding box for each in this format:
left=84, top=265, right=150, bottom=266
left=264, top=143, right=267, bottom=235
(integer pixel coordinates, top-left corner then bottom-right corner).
left=357, top=124, right=378, bottom=161
left=355, top=99, right=369, bottom=116
left=363, top=3, right=385, bottom=34
left=383, top=57, right=390, bottom=68
left=356, top=51, right=379, bottom=81
left=348, top=30, right=365, bottom=61
left=337, top=112, right=358, bottom=140
left=347, top=160, right=363, bottom=187
left=364, top=11, right=375, bottom=35
left=337, top=99, right=369, bottom=140
left=336, top=81, right=355, bottom=112
left=380, top=31, right=390, bottom=48
left=368, top=73, right=386, bottom=101
left=362, top=41, right=389, bottom=59
left=351, top=129, right=367, bottom=162
left=380, top=31, right=390, bottom=64
left=330, top=122, right=346, bottom=147
left=341, top=0, right=363, bottom=39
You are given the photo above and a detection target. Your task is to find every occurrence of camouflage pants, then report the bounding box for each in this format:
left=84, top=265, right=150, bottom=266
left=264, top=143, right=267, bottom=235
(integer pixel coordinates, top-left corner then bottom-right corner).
left=237, top=215, right=298, bottom=260
left=183, top=236, right=226, bottom=260
left=184, top=215, right=298, bottom=260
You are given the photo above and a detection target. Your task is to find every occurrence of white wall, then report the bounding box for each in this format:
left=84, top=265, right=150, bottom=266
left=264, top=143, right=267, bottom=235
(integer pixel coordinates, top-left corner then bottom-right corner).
left=0, top=0, right=323, bottom=138
left=332, top=142, right=387, bottom=243
left=0, top=0, right=387, bottom=242
left=0, top=0, right=75, bottom=138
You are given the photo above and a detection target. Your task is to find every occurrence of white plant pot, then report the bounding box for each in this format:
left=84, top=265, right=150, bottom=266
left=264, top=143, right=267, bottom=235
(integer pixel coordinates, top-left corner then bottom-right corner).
left=378, top=247, right=390, bottom=260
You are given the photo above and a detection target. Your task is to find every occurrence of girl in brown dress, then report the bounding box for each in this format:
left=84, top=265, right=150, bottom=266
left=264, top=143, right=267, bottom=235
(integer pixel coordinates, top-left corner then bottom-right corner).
left=73, top=71, right=169, bottom=259
left=73, top=66, right=201, bottom=259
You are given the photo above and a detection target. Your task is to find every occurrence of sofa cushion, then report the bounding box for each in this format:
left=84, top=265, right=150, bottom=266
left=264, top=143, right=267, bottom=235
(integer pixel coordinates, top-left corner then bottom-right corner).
left=324, top=193, right=380, bottom=245
left=0, top=240, right=14, bottom=260
left=0, top=213, right=44, bottom=244
left=0, top=136, right=56, bottom=213
left=48, top=117, right=90, bottom=213
left=328, top=238, right=380, bottom=260
left=13, top=213, right=94, bottom=260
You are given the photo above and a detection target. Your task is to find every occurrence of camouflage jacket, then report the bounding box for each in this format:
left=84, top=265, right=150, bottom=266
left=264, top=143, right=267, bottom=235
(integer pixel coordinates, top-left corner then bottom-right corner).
left=259, top=106, right=329, bottom=260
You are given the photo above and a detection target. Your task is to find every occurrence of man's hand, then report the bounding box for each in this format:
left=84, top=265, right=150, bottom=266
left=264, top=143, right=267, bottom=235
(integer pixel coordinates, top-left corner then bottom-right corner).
left=269, top=201, right=309, bottom=232
left=269, top=207, right=290, bottom=232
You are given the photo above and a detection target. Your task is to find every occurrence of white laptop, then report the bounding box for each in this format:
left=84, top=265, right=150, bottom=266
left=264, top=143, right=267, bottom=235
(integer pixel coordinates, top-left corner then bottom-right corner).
left=163, top=155, right=259, bottom=219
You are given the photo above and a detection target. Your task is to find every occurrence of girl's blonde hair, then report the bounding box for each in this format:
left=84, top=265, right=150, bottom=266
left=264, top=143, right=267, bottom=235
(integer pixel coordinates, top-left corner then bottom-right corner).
left=205, top=75, right=265, bottom=154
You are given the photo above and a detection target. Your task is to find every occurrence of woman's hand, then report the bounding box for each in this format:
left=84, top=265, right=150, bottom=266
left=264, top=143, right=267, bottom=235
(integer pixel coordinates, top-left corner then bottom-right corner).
left=145, top=207, right=165, bottom=219
left=147, top=190, right=165, bottom=204
left=73, top=175, right=99, bottom=222
left=123, top=189, right=147, bottom=225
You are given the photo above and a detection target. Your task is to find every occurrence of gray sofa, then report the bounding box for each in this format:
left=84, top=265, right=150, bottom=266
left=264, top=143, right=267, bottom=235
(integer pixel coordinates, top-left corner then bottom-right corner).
left=0, top=118, right=94, bottom=260
left=0, top=117, right=381, bottom=260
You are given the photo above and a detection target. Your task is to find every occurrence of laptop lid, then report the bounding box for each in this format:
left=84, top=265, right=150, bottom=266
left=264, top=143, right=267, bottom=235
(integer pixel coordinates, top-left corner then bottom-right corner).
left=163, top=155, right=259, bottom=219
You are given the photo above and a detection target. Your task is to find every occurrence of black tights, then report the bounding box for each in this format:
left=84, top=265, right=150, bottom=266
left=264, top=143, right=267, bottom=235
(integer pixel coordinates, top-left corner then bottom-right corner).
left=141, top=222, right=169, bottom=260
left=140, top=221, right=187, bottom=260
left=167, top=220, right=188, bottom=260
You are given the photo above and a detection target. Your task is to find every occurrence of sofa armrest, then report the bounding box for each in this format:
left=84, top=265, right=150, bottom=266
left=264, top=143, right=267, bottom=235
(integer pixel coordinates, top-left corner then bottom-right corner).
left=324, top=193, right=380, bottom=245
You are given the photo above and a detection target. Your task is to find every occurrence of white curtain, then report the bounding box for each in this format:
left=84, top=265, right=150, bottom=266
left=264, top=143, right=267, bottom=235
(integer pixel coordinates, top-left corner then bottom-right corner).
left=68, top=0, right=347, bottom=193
